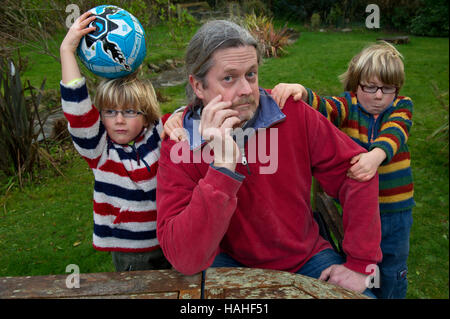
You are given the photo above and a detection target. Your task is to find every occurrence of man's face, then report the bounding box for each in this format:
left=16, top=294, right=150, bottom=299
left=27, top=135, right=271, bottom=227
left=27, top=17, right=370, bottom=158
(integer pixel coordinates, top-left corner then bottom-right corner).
left=192, top=45, right=260, bottom=125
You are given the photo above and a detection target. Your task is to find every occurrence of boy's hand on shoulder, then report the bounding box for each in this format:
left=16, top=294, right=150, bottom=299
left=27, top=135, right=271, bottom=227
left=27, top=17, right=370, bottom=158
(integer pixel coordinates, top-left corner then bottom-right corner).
left=271, top=83, right=307, bottom=108
left=60, top=11, right=97, bottom=54
left=347, top=148, right=386, bottom=182
left=161, top=112, right=187, bottom=141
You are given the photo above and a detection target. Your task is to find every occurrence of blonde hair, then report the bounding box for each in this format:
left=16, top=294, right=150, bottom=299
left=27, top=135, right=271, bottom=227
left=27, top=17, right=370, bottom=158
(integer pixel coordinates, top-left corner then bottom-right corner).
left=94, top=73, right=161, bottom=126
left=339, top=41, right=405, bottom=92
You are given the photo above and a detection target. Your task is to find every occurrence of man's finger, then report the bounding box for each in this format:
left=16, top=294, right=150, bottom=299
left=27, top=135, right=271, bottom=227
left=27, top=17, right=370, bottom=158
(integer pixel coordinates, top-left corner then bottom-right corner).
left=221, top=116, right=241, bottom=131
left=293, top=92, right=303, bottom=101
left=350, top=154, right=361, bottom=165
left=170, top=127, right=188, bottom=142
left=319, top=265, right=333, bottom=281
left=213, top=109, right=239, bottom=126
left=202, top=97, right=232, bottom=125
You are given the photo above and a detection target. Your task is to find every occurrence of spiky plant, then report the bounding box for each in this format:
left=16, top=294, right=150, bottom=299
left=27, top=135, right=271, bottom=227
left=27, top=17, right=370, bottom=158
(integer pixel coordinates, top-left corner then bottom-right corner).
left=243, top=13, right=292, bottom=58
left=0, top=58, right=46, bottom=182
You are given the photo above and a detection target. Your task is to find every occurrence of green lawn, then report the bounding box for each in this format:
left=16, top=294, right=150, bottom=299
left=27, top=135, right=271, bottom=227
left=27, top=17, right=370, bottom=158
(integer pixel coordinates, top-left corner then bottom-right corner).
left=1, top=26, right=448, bottom=299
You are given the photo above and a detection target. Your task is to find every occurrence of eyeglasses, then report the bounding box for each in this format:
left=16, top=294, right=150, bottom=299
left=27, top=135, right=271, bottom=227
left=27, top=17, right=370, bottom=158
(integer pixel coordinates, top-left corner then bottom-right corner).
left=359, top=84, right=397, bottom=94
left=101, top=109, right=144, bottom=118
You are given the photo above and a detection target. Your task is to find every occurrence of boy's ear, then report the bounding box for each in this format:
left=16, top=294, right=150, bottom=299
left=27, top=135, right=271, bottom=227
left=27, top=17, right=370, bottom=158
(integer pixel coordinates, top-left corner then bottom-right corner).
left=189, top=75, right=205, bottom=100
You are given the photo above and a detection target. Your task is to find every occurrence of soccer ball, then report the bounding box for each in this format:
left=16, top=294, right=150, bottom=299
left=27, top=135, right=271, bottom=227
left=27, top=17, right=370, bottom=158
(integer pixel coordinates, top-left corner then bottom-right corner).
left=77, top=5, right=146, bottom=79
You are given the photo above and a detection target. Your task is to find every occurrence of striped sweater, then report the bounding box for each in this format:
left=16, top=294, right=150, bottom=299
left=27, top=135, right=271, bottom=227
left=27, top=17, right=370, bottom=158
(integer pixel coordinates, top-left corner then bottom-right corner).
left=61, top=78, right=165, bottom=252
left=306, top=88, right=415, bottom=213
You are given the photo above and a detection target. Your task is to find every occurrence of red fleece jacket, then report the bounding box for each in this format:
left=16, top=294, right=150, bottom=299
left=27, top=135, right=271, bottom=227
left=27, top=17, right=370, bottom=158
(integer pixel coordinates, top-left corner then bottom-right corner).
left=156, top=95, right=382, bottom=276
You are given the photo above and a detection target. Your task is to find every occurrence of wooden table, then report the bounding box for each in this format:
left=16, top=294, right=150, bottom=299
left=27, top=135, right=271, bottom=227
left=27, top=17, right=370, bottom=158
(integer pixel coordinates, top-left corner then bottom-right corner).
left=0, top=267, right=369, bottom=299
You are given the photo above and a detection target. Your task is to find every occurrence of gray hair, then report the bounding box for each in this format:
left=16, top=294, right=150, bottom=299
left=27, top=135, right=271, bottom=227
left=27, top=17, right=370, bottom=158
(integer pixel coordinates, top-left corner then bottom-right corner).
left=185, top=20, right=261, bottom=105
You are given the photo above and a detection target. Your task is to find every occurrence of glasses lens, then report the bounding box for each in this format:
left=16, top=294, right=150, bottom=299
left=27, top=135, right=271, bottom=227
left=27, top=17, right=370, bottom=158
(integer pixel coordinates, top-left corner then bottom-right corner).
left=123, top=109, right=139, bottom=118
left=361, top=85, right=396, bottom=94
left=101, top=109, right=143, bottom=118
left=382, top=87, right=396, bottom=94
left=361, top=85, right=377, bottom=93
left=102, top=109, right=116, bottom=117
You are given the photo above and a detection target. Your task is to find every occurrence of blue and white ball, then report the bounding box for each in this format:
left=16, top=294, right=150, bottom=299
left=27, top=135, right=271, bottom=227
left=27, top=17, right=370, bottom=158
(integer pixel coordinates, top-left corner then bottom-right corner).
left=77, top=5, right=146, bottom=78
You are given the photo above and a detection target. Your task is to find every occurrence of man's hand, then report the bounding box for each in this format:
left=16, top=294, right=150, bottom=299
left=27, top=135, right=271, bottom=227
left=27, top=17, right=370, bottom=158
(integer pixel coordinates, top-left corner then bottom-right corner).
left=271, top=83, right=307, bottom=108
left=200, top=95, right=241, bottom=171
left=319, top=264, right=369, bottom=293
left=347, top=148, right=386, bottom=182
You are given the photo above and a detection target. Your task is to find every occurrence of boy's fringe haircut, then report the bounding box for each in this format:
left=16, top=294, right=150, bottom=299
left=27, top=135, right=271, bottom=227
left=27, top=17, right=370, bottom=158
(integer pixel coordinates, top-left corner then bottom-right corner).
left=339, top=41, right=405, bottom=92
left=94, top=72, right=161, bottom=125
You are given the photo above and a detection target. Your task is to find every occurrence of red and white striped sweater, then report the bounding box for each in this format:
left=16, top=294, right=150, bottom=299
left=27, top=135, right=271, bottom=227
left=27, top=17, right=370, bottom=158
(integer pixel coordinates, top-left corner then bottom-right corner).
left=61, top=77, right=167, bottom=252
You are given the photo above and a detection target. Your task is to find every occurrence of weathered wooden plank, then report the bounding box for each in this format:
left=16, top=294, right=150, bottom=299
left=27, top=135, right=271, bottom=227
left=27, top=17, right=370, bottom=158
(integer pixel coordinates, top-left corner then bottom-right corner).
left=204, top=267, right=369, bottom=299
left=293, top=274, right=369, bottom=299
left=205, top=267, right=297, bottom=299
left=179, top=288, right=201, bottom=299
left=64, top=292, right=179, bottom=299
left=0, top=269, right=201, bottom=299
left=221, top=286, right=314, bottom=299
left=205, top=268, right=295, bottom=290
left=1, top=267, right=369, bottom=299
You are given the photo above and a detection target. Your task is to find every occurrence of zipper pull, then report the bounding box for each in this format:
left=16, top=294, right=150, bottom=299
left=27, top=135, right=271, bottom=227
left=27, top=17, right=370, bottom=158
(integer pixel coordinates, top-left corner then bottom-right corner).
left=241, top=154, right=247, bottom=166
left=241, top=154, right=251, bottom=175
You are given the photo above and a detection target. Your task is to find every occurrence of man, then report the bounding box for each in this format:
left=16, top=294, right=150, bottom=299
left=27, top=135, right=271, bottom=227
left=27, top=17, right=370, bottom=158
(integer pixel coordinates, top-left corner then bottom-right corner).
left=156, top=20, right=382, bottom=296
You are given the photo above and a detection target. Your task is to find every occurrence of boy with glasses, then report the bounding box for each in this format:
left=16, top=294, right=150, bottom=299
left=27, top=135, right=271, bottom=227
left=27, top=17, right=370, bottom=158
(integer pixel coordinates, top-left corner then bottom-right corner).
left=60, top=11, right=171, bottom=271
left=271, top=41, right=414, bottom=298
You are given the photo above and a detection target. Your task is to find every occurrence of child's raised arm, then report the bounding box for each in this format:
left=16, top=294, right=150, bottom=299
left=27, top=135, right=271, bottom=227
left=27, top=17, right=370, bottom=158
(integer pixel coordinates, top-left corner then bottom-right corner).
left=60, top=11, right=96, bottom=84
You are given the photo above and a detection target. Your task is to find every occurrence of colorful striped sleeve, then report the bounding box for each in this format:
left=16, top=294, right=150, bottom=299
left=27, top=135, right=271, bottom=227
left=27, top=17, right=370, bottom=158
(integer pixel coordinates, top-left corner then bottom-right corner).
left=305, top=87, right=353, bottom=128
left=370, top=96, right=413, bottom=163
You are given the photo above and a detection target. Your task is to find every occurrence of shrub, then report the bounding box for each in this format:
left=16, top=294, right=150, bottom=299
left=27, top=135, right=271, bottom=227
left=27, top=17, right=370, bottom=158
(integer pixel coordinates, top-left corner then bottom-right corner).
left=243, top=13, right=292, bottom=58
left=310, top=13, right=321, bottom=29
left=0, top=58, right=57, bottom=185
left=326, top=4, right=343, bottom=28
left=428, top=82, right=449, bottom=152
left=409, top=0, right=449, bottom=37
left=158, top=3, right=198, bottom=49
left=241, top=0, right=271, bottom=16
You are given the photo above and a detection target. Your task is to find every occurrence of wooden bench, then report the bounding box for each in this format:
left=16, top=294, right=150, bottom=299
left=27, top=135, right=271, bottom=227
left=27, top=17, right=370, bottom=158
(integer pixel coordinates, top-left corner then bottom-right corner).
left=313, top=180, right=344, bottom=254
left=0, top=267, right=368, bottom=299
left=176, top=1, right=211, bottom=19
left=376, top=36, right=410, bottom=44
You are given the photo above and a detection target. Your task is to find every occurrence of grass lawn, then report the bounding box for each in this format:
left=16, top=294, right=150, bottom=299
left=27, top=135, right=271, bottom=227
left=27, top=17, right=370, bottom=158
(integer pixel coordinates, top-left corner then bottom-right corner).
left=0, top=25, right=448, bottom=299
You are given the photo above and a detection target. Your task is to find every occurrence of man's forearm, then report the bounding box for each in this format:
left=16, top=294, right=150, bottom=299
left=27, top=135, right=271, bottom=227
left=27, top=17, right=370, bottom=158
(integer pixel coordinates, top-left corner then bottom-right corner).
left=157, top=159, right=242, bottom=275
left=339, top=176, right=382, bottom=274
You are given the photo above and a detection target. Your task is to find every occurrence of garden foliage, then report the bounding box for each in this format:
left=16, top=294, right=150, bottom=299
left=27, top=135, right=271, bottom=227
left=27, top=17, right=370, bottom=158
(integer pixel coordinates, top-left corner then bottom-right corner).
left=243, top=13, right=292, bottom=58
left=270, top=0, right=448, bottom=36
left=0, top=58, right=46, bottom=180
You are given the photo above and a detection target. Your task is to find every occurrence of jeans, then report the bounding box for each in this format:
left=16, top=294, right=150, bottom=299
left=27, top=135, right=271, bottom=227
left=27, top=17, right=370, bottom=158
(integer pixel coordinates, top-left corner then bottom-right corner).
left=211, top=249, right=376, bottom=298
left=372, top=210, right=413, bottom=299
